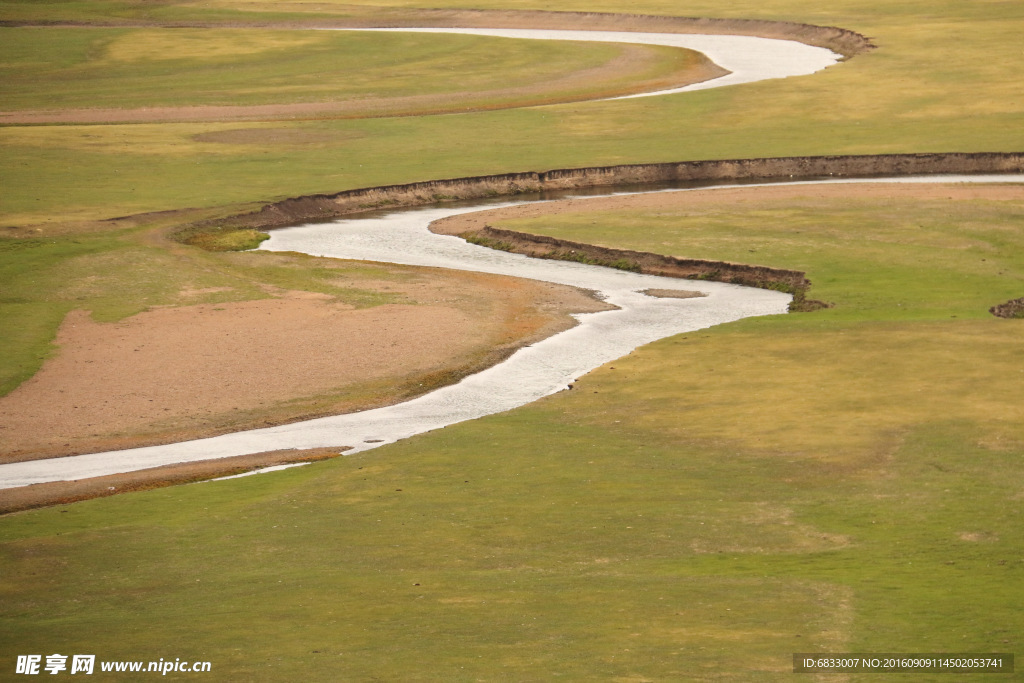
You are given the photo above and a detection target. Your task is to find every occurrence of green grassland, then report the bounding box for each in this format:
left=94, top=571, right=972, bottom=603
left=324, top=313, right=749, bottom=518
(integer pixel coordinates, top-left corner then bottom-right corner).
left=4, top=188, right=1023, bottom=678
left=496, top=190, right=1024, bottom=324
left=489, top=189, right=1024, bottom=451
left=0, top=28, right=699, bottom=111
left=2, top=0, right=1024, bottom=679
left=2, top=2, right=1023, bottom=225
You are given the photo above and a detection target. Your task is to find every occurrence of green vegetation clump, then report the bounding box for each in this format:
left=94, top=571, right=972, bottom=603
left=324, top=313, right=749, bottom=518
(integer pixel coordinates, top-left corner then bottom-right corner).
left=462, top=233, right=519, bottom=253
left=548, top=250, right=642, bottom=272
left=181, top=227, right=271, bottom=252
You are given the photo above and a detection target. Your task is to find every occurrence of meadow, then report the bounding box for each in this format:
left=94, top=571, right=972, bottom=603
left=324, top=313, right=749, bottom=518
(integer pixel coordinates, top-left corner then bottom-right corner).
left=0, top=27, right=708, bottom=115
left=1, top=0, right=1023, bottom=678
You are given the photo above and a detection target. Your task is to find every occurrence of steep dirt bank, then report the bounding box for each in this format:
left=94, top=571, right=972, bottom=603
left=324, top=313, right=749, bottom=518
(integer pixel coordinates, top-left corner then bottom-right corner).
left=204, top=153, right=1024, bottom=234
left=461, top=226, right=817, bottom=309
left=990, top=298, right=1024, bottom=319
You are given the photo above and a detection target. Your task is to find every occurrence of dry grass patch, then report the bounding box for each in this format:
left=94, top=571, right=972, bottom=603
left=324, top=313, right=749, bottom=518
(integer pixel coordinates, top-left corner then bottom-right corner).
left=569, top=321, right=1024, bottom=462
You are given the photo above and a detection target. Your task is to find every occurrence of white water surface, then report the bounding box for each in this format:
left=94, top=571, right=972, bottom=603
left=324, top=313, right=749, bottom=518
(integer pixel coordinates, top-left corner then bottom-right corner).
left=334, top=27, right=843, bottom=98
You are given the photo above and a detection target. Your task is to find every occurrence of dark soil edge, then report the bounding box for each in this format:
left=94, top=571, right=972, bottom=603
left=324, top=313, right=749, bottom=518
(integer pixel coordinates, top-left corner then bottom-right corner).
left=463, top=226, right=828, bottom=312
left=990, top=297, right=1024, bottom=319
left=0, top=447, right=347, bottom=515
left=191, top=153, right=1024, bottom=234
left=178, top=152, right=1024, bottom=309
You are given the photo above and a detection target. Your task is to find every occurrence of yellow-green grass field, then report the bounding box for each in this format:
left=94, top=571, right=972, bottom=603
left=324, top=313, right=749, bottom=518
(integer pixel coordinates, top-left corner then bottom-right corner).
left=0, top=27, right=706, bottom=113
left=487, top=188, right=1024, bottom=451
left=2, top=0, right=1024, bottom=678
left=4, top=183, right=1023, bottom=678
left=2, top=1, right=1023, bottom=227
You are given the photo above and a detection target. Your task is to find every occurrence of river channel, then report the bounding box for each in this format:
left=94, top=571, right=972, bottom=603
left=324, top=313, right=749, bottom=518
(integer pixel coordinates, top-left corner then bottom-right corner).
left=0, top=26, right=1019, bottom=490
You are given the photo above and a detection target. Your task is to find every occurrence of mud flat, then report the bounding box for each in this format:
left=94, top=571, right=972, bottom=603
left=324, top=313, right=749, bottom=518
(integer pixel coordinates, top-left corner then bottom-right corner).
left=0, top=277, right=601, bottom=464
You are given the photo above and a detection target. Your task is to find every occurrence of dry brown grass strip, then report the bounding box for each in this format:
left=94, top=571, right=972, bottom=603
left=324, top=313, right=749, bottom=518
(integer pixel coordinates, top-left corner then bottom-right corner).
left=0, top=447, right=347, bottom=515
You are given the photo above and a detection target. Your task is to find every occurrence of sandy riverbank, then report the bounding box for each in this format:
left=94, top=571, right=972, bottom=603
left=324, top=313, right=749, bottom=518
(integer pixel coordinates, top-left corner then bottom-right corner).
left=0, top=270, right=607, bottom=465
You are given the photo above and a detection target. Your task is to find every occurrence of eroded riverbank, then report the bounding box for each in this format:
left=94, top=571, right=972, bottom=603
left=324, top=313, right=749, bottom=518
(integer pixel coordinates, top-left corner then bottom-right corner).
left=4, top=174, right=1024, bottom=503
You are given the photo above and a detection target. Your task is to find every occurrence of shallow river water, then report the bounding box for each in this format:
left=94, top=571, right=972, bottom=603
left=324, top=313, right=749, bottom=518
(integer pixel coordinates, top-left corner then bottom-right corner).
left=337, top=28, right=843, bottom=97
left=0, top=22, right=1019, bottom=489
left=3, top=176, right=1023, bottom=489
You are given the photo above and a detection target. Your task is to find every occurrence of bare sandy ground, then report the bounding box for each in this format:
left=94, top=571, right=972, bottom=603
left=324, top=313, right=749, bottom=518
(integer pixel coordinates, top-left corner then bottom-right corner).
left=0, top=272, right=606, bottom=464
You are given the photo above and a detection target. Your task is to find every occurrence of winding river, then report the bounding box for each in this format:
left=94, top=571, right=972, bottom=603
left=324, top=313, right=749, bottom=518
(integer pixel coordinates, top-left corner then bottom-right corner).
left=338, top=28, right=844, bottom=97
left=1, top=29, right=1019, bottom=490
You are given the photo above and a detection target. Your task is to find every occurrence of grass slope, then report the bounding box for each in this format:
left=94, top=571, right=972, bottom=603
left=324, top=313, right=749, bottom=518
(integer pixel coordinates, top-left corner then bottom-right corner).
left=0, top=337, right=1019, bottom=678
